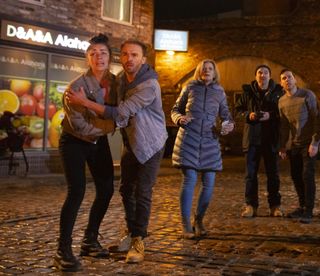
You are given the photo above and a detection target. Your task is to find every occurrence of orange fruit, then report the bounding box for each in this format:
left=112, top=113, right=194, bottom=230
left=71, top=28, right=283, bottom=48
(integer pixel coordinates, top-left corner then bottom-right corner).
left=10, top=79, right=32, bottom=96
left=0, top=90, right=20, bottom=114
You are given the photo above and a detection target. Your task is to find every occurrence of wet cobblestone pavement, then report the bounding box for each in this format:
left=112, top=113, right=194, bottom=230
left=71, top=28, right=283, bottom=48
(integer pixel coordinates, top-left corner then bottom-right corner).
left=0, top=157, right=319, bottom=275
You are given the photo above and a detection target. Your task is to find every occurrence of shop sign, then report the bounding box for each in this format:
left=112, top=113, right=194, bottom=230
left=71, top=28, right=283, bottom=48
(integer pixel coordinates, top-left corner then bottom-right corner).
left=1, top=20, right=90, bottom=52
left=154, top=29, right=188, bottom=51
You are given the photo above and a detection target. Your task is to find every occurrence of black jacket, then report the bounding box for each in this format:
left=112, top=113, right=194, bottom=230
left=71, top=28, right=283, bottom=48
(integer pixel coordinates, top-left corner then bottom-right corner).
left=235, top=79, right=284, bottom=152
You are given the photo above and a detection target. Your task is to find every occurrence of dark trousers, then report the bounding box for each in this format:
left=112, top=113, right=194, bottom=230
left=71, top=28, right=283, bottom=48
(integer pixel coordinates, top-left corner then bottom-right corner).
left=245, top=145, right=281, bottom=208
left=120, top=145, right=164, bottom=238
left=289, top=147, right=316, bottom=211
left=58, top=132, right=114, bottom=243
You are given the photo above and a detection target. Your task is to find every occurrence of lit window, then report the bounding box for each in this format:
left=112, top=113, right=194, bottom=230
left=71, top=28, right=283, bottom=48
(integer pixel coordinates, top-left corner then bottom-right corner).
left=101, top=0, right=133, bottom=24
left=19, top=0, right=45, bottom=5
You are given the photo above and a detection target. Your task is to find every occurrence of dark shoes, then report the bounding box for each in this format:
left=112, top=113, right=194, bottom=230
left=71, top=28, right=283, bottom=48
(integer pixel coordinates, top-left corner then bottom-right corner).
left=181, top=215, right=207, bottom=239
left=299, top=210, right=313, bottom=224
left=287, top=208, right=313, bottom=224
left=287, top=208, right=304, bottom=218
left=80, top=239, right=110, bottom=258
left=53, top=242, right=81, bottom=272
left=80, top=232, right=109, bottom=258
left=193, top=216, right=207, bottom=237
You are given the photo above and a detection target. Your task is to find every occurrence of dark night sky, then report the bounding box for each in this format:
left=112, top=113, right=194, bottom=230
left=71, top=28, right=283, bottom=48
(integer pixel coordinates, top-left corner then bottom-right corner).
left=154, top=0, right=242, bottom=20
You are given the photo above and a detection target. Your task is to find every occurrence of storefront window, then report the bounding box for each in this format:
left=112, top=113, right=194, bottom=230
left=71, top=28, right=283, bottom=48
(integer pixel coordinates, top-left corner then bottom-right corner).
left=102, top=0, right=133, bottom=24
left=48, top=54, right=87, bottom=148
left=0, top=46, right=87, bottom=150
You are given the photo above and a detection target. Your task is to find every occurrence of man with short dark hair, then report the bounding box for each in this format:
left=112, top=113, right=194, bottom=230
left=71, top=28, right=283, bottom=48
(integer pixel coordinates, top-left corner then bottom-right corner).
left=279, top=69, right=319, bottom=224
left=235, top=65, right=284, bottom=218
left=67, top=39, right=168, bottom=263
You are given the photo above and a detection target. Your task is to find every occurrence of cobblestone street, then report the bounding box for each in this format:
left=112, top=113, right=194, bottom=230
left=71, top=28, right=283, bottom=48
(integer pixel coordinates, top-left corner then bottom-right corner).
left=0, top=157, right=319, bottom=275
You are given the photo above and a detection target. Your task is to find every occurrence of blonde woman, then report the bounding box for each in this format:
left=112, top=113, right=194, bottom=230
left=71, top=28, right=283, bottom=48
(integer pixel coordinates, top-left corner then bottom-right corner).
left=171, top=59, right=234, bottom=239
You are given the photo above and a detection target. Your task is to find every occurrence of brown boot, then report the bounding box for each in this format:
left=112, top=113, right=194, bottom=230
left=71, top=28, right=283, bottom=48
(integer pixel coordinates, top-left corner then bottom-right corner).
left=126, top=236, right=145, bottom=263
left=182, top=217, right=194, bottom=239
left=193, top=215, right=207, bottom=237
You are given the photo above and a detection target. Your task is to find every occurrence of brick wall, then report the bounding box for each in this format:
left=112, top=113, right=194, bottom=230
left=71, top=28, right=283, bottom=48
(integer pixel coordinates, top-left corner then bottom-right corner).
left=156, top=0, right=320, bottom=94
left=155, top=0, right=320, bottom=154
left=0, top=0, right=154, bottom=48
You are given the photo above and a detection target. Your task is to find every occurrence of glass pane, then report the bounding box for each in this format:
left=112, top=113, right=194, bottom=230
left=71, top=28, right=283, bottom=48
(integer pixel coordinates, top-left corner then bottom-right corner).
left=48, top=55, right=87, bottom=148
left=0, top=47, right=48, bottom=150
left=103, top=0, right=131, bottom=23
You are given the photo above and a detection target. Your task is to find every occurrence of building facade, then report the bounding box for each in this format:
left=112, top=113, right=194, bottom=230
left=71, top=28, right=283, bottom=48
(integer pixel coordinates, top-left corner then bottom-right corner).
left=0, top=0, right=154, bottom=175
left=155, top=0, right=320, bottom=155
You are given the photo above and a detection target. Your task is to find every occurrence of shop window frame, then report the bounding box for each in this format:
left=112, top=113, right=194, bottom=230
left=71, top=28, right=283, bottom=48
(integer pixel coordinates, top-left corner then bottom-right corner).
left=101, top=0, right=133, bottom=26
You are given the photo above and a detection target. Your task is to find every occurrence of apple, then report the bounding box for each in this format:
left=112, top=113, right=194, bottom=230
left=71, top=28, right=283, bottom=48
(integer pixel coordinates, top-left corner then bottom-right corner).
left=33, top=83, right=44, bottom=101
left=10, top=79, right=32, bottom=97
left=36, top=99, right=57, bottom=119
left=19, top=94, right=36, bottom=115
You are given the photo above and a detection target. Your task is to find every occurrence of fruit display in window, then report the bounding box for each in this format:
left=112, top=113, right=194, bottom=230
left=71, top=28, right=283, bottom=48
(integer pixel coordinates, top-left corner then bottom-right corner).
left=0, top=90, right=20, bottom=113
left=33, top=83, right=44, bottom=101
left=30, top=137, right=51, bottom=148
left=49, top=83, right=65, bottom=111
left=51, top=109, right=65, bottom=127
left=36, top=99, right=57, bottom=119
left=29, top=116, right=50, bottom=139
left=19, top=94, right=37, bottom=115
left=10, top=79, right=32, bottom=97
left=49, top=109, right=65, bottom=147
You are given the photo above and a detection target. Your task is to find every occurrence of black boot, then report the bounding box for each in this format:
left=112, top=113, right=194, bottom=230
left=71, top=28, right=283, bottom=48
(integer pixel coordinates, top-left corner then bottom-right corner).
left=193, top=215, right=207, bottom=237
left=53, top=239, right=81, bottom=272
left=80, top=231, right=109, bottom=258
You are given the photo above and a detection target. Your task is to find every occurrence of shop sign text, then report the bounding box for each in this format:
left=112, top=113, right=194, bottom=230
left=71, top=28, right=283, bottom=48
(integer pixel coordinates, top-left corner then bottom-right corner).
left=1, top=20, right=90, bottom=52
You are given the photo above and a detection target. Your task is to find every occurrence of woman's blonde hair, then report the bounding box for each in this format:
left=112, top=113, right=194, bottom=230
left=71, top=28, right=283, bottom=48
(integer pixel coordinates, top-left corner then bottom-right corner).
left=193, top=59, right=220, bottom=84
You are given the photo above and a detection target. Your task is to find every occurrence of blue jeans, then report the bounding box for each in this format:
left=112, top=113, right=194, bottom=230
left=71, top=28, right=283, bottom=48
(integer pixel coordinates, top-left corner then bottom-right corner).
left=120, top=145, right=164, bottom=238
left=289, top=146, right=316, bottom=211
left=180, top=168, right=216, bottom=220
left=59, top=132, right=114, bottom=243
left=245, top=145, right=281, bottom=208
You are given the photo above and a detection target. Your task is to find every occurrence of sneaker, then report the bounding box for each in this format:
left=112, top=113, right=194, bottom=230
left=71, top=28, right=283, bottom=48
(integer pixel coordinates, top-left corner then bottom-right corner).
left=126, top=236, right=144, bottom=263
left=80, top=240, right=109, bottom=258
left=109, top=233, right=132, bottom=253
left=53, top=249, right=81, bottom=272
left=287, top=208, right=304, bottom=218
left=241, top=205, right=257, bottom=218
left=270, top=206, right=284, bottom=217
left=299, top=210, right=313, bottom=224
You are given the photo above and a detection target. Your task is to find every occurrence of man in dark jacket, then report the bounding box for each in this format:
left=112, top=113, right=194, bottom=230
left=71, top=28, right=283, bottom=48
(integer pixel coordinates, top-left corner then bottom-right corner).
left=235, top=64, right=284, bottom=218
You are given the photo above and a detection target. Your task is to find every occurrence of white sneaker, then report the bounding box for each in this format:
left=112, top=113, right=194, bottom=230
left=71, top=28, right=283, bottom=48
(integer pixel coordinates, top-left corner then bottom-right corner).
left=109, top=233, right=132, bottom=253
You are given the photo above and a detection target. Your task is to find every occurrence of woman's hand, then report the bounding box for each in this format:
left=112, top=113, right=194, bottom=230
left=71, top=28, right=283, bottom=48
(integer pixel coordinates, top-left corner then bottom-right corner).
left=179, top=115, right=193, bottom=126
left=221, top=121, right=234, bottom=135
left=279, top=148, right=287, bottom=159
left=308, top=144, right=318, bottom=158
left=66, top=87, right=88, bottom=107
